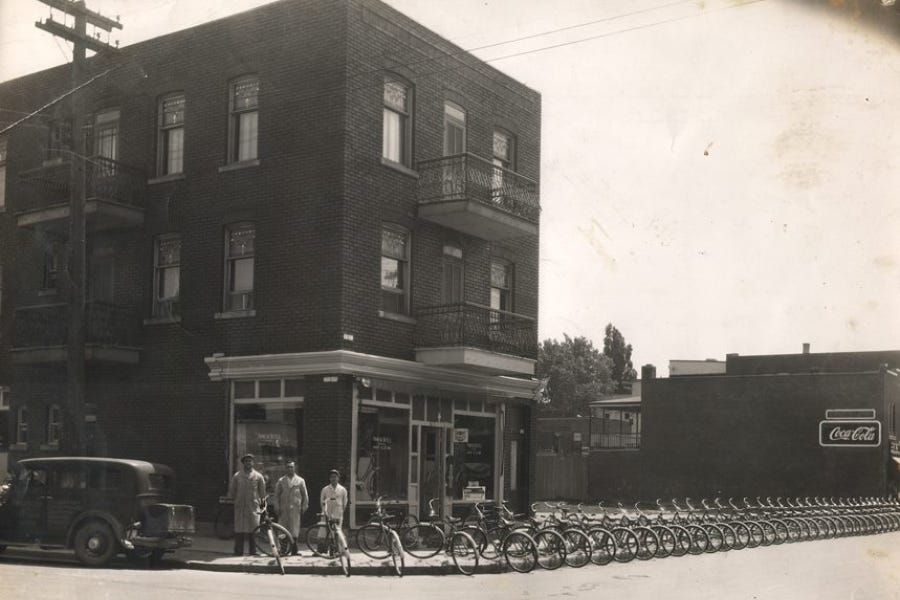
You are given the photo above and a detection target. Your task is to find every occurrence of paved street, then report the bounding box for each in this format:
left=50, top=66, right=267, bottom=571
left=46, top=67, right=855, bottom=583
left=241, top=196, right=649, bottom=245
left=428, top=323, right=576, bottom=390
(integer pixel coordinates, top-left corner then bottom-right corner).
left=2, top=531, right=900, bottom=599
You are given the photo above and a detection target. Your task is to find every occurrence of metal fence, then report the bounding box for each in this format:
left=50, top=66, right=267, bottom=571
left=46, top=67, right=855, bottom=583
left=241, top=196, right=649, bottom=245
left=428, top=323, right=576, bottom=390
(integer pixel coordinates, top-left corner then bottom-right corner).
left=414, top=302, right=537, bottom=358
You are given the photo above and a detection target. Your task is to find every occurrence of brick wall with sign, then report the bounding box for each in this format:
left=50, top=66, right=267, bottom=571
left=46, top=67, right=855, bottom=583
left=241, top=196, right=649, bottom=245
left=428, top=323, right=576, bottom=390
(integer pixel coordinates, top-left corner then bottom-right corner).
left=638, top=370, right=891, bottom=500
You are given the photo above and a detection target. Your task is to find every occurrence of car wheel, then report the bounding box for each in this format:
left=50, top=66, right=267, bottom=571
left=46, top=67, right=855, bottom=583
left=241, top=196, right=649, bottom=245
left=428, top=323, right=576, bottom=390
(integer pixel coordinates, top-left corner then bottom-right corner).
left=73, top=520, right=118, bottom=567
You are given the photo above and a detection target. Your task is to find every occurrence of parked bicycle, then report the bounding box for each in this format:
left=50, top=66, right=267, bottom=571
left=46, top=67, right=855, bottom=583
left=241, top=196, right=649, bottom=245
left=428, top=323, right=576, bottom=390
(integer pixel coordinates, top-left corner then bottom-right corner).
left=460, top=502, right=539, bottom=573
left=399, top=498, right=481, bottom=575
left=354, top=496, right=405, bottom=576
left=305, top=499, right=351, bottom=576
left=252, top=495, right=294, bottom=575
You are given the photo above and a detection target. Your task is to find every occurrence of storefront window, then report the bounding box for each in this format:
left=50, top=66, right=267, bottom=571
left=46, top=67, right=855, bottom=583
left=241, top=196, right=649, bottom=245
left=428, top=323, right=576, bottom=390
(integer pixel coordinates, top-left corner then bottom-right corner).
left=356, top=405, right=409, bottom=502
left=451, top=414, right=495, bottom=500
left=234, top=403, right=303, bottom=490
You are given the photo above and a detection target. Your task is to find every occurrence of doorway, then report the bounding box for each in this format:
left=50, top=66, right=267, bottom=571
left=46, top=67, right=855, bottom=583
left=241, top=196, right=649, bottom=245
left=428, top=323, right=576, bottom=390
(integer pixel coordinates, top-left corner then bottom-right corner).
left=417, top=425, right=448, bottom=519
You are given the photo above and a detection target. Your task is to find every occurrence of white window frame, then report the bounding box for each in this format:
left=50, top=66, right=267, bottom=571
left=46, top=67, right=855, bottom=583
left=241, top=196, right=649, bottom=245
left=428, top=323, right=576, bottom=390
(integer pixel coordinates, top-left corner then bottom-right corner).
left=0, top=387, right=9, bottom=411
left=153, top=234, right=181, bottom=318
left=380, top=224, right=410, bottom=316
left=94, top=108, right=120, bottom=162
left=228, top=76, right=259, bottom=163
left=224, top=223, right=255, bottom=312
left=46, top=404, right=62, bottom=446
left=443, top=102, right=466, bottom=156
left=157, top=93, right=185, bottom=176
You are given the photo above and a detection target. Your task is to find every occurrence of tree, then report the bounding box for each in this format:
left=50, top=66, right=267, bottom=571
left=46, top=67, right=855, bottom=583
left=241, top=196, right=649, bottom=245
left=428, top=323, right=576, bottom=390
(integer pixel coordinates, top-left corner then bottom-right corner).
left=535, top=334, right=616, bottom=417
left=603, top=323, right=637, bottom=393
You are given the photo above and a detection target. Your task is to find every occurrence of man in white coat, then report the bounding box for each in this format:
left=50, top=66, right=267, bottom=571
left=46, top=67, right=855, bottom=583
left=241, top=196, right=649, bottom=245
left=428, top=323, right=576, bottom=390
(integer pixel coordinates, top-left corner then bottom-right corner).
left=228, top=454, right=266, bottom=556
left=274, top=461, right=308, bottom=555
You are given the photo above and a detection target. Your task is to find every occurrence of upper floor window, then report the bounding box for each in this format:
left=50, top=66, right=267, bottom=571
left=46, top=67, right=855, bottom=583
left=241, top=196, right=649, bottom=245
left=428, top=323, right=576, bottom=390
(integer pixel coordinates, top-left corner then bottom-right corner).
left=225, top=223, right=255, bottom=312
left=229, top=76, right=259, bottom=163
left=42, top=247, right=60, bottom=292
left=490, top=259, right=513, bottom=314
left=0, top=386, right=9, bottom=411
left=442, top=243, right=463, bottom=304
left=382, top=79, right=412, bottom=167
left=16, top=405, right=28, bottom=445
left=46, top=119, right=71, bottom=162
left=443, top=102, right=466, bottom=156
left=157, top=93, right=185, bottom=175
left=492, top=129, right=516, bottom=201
left=153, top=235, right=181, bottom=318
left=0, top=136, right=6, bottom=210
left=46, top=404, right=62, bottom=446
left=94, top=109, right=120, bottom=161
left=381, top=225, right=410, bottom=315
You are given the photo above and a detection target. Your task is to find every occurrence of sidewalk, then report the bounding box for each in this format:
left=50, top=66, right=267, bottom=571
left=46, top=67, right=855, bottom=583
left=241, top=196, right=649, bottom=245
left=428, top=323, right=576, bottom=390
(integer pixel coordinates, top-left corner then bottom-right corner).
left=177, top=523, right=504, bottom=575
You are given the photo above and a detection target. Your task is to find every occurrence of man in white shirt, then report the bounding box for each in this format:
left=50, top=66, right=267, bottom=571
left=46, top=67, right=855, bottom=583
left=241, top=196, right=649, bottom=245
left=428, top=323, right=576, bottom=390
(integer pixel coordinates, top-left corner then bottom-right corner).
left=320, top=469, right=348, bottom=528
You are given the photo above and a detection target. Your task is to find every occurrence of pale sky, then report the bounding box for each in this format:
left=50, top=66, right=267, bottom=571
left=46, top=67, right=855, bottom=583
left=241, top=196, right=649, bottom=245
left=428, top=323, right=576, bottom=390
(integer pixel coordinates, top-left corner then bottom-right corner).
left=1, top=0, right=898, bottom=375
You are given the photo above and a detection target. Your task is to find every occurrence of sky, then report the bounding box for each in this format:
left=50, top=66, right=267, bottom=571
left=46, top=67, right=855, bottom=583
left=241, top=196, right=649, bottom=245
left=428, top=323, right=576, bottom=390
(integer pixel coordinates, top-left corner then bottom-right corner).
left=1, top=0, right=898, bottom=376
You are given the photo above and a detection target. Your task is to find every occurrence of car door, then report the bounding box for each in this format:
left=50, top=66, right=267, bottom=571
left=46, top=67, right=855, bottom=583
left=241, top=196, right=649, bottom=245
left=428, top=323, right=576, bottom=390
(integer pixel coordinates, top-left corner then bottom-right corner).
left=14, top=466, right=50, bottom=542
left=44, top=463, right=88, bottom=544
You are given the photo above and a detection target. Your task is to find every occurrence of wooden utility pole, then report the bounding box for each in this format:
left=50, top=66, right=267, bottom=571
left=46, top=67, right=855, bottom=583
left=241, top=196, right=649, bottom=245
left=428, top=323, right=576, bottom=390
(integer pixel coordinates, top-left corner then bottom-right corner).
left=34, top=0, right=121, bottom=455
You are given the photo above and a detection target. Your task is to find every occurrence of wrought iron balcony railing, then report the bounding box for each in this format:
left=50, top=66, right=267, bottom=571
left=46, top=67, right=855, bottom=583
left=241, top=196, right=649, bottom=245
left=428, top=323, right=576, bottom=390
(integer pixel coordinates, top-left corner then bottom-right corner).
left=18, top=155, right=146, bottom=210
left=414, top=302, right=537, bottom=359
left=13, top=301, right=141, bottom=349
left=416, top=153, right=540, bottom=224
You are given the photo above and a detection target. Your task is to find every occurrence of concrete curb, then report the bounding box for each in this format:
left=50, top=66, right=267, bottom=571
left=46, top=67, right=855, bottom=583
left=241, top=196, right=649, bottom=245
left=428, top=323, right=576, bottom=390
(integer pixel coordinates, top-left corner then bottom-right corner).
left=180, top=556, right=505, bottom=576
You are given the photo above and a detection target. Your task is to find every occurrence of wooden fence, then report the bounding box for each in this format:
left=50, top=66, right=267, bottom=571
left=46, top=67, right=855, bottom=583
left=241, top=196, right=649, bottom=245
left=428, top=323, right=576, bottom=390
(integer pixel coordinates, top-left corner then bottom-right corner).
left=534, top=453, right=589, bottom=500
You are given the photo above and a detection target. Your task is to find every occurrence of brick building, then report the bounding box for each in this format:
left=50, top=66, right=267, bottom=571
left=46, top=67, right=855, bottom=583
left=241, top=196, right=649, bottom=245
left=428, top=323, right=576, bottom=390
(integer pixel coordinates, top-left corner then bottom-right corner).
left=0, top=0, right=542, bottom=525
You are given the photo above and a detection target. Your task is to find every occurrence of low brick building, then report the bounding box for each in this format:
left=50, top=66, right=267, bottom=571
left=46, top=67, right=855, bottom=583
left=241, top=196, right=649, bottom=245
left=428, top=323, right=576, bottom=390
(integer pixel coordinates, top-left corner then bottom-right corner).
left=0, top=0, right=542, bottom=525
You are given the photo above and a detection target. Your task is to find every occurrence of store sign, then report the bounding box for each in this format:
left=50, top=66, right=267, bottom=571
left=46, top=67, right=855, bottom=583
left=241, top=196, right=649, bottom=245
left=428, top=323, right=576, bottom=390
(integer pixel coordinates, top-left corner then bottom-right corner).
left=819, top=420, right=881, bottom=447
left=371, top=435, right=392, bottom=451
left=453, top=428, right=469, bottom=443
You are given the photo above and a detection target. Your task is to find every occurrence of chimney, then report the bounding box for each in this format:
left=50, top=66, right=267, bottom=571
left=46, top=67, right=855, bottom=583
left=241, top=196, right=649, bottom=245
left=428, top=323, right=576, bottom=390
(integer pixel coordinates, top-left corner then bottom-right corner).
left=641, top=364, right=656, bottom=380
left=802, top=343, right=810, bottom=355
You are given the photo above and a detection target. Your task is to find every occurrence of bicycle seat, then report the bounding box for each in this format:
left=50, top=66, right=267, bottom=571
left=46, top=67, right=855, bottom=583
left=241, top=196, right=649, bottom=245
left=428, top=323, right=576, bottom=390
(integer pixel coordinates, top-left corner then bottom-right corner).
left=446, top=516, right=463, bottom=524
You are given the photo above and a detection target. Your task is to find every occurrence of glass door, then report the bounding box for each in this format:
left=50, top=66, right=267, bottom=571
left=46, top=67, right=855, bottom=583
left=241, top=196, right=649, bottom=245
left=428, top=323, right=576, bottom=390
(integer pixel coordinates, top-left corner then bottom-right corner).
left=418, top=426, right=447, bottom=519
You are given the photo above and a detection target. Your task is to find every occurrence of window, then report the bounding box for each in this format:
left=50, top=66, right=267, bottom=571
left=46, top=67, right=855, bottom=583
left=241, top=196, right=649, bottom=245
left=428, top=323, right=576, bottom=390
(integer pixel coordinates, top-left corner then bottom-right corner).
left=16, top=406, right=27, bottom=445
left=46, top=404, right=62, bottom=446
left=157, top=93, right=185, bottom=175
left=234, top=402, right=303, bottom=491
left=442, top=243, right=463, bottom=304
left=382, top=78, right=411, bottom=166
left=0, top=387, right=8, bottom=410
left=492, top=129, right=516, bottom=200
left=46, top=119, right=70, bottom=162
left=380, top=225, right=409, bottom=315
left=356, top=405, right=409, bottom=501
left=42, top=248, right=59, bottom=291
left=451, top=414, right=495, bottom=500
left=225, top=223, right=255, bottom=311
left=229, top=76, right=259, bottom=163
left=0, top=136, right=6, bottom=210
left=443, top=102, right=466, bottom=156
left=153, top=235, right=181, bottom=317
left=490, top=259, right=513, bottom=315
left=94, top=109, right=119, bottom=161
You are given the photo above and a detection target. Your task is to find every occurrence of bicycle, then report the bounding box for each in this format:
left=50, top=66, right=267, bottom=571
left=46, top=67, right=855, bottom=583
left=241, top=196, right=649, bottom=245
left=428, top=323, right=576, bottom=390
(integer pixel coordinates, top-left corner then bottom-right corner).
left=305, top=500, right=351, bottom=576
left=400, top=498, right=481, bottom=575
left=460, top=502, right=539, bottom=573
left=213, top=495, right=235, bottom=540
left=251, top=495, right=294, bottom=575
left=354, top=496, right=405, bottom=576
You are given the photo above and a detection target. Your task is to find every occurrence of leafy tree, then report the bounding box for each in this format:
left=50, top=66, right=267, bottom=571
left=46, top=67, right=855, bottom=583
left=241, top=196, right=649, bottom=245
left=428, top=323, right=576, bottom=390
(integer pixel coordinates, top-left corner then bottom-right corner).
left=535, top=334, right=616, bottom=417
left=603, top=323, right=637, bottom=393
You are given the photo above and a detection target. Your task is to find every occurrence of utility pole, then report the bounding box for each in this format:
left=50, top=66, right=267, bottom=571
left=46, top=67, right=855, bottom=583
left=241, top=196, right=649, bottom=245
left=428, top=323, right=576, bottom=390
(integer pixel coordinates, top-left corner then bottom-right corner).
left=34, top=0, right=121, bottom=455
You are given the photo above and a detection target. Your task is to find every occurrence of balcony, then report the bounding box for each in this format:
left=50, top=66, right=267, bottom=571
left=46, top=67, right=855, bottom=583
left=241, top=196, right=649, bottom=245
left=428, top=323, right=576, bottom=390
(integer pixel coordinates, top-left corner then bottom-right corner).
left=17, top=156, right=146, bottom=234
left=416, top=153, right=539, bottom=241
left=11, top=301, right=141, bottom=364
left=413, top=302, right=537, bottom=375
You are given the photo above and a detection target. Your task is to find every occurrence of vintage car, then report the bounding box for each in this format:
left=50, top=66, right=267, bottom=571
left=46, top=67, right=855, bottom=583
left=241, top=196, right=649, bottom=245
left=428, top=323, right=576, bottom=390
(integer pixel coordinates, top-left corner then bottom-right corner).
left=0, top=457, right=194, bottom=567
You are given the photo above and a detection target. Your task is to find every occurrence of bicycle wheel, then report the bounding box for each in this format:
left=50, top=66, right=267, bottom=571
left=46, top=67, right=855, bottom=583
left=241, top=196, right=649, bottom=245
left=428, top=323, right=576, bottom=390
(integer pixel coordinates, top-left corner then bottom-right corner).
left=651, top=525, right=675, bottom=558
left=356, top=523, right=390, bottom=559
left=483, top=526, right=511, bottom=560
left=337, top=530, right=351, bottom=577
left=685, top=524, right=709, bottom=555
left=561, top=529, right=591, bottom=568
left=502, top=531, right=538, bottom=574
left=267, top=527, right=285, bottom=575
left=305, top=523, right=330, bottom=557
left=669, top=524, right=692, bottom=558
left=214, top=505, right=234, bottom=540
left=728, top=521, right=750, bottom=550
left=717, top=523, right=736, bottom=551
left=389, top=529, right=404, bottom=577
left=612, top=527, right=638, bottom=562
left=460, top=525, right=489, bottom=558
left=703, top=524, right=724, bottom=553
left=587, top=526, right=617, bottom=565
left=253, top=522, right=293, bottom=558
left=450, top=531, right=479, bottom=576
left=400, top=524, right=445, bottom=558
left=533, top=529, right=566, bottom=570
left=633, top=526, right=659, bottom=560
left=743, top=521, right=763, bottom=548
left=770, top=519, right=789, bottom=545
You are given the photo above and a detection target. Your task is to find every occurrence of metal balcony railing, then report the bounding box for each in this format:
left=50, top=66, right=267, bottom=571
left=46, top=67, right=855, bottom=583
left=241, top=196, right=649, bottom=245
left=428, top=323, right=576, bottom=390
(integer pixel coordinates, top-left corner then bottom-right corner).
left=13, top=301, right=141, bottom=349
left=18, top=155, right=146, bottom=210
left=416, top=153, right=540, bottom=223
left=590, top=432, right=642, bottom=450
left=414, top=302, right=537, bottom=359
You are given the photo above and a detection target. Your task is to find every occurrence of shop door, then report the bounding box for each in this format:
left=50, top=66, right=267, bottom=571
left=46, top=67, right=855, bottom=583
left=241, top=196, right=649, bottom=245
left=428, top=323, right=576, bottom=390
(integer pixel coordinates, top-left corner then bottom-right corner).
left=418, top=426, right=447, bottom=518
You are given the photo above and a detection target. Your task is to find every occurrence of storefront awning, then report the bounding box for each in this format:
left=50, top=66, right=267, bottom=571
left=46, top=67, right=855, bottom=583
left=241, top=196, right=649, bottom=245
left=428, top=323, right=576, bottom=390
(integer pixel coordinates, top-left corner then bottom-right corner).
left=205, top=349, right=543, bottom=401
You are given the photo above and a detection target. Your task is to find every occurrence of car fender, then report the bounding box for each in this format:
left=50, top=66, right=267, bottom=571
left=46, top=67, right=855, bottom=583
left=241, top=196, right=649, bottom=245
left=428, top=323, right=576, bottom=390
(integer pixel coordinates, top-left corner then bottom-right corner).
left=66, top=510, right=126, bottom=549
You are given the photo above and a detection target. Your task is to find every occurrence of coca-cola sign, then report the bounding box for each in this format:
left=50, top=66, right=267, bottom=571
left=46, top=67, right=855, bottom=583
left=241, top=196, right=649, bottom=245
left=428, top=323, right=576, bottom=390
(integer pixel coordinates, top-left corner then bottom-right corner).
left=819, top=420, right=881, bottom=447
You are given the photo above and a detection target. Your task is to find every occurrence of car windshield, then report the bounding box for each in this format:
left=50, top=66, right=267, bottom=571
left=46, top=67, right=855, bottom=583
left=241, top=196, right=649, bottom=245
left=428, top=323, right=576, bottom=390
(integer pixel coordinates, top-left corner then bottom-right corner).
left=148, top=472, right=173, bottom=494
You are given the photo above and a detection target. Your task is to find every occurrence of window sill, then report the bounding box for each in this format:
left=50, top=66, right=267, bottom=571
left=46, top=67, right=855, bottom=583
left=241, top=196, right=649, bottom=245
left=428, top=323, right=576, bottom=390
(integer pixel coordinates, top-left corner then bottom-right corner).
left=39, top=443, right=60, bottom=451
left=148, top=173, right=186, bottom=185
left=215, top=310, right=257, bottom=320
left=218, top=159, right=260, bottom=173
left=10, top=443, right=27, bottom=451
left=38, top=289, right=59, bottom=297
left=378, top=310, right=416, bottom=325
left=380, top=158, right=419, bottom=179
left=143, top=316, right=181, bottom=325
